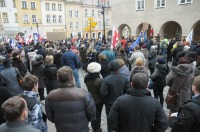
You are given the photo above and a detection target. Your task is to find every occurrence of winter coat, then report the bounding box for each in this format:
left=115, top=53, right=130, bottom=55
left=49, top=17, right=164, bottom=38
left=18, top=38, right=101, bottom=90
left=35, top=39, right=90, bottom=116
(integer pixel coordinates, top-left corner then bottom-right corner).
left=166, top=63, right=194, bottom=112
left=99, top=59, right=110, bottom=78
left=86, top=51, right=96, bottom=63
left=45, top=84, right=96, bottom=132
left=108, top=89, right=168, bottom=132
left=32, top=61, right=46, bottom=88
left=100, top=72, right=130, bottom=105
left=79, top=47, right=87, bottom=67
left=0, top=86, right=13, bottom=124
left=0, top=119, right=40, bottom=132
left=194, top=66, right=200, bottom=77
left=62, top=50, right=79, bottom=70
left=43, top=64, right=59, bottom=94
left=171, top=46, right=183, bottom=60
left=0, top=66, right=23, bottom=95
left=130, top=66, right=149, bottom=80
left=171, top=95, right=200, bottom=132
left=148, top=50, right=157, bottom=68
left=53, top=51, right=63, bottom=69
left=12, top=58, right=27, bottom=77
left=84, top=73, right=103, bottom=104
left=101, top=49, right=115, bottom=63
left=150, top=64, right=168, bottom=91
left=129, top=50, right=145, bottom=69
left=116, top=52, right=128, bottom=64
left=118, top=65, right=130, bottom=82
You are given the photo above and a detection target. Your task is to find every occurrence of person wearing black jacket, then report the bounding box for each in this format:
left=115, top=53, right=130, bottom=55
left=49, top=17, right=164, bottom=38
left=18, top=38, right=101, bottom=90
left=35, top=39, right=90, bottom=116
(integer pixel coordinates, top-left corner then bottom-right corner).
left=171, top=75, right=200, bottom=132
left=108, top=73, right=168, bottom=132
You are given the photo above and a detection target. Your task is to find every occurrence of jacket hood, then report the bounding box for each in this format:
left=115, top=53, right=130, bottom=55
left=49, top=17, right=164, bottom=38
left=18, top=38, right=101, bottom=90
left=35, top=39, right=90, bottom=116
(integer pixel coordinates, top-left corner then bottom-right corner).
left=132, top=66, right=146, bottom=73
left=156, top=64, right=168, bottom=75
left=118, top=65, right=130, bottom=76
left=45, top=63, right=57, bottom=68
left=171, top=63, right=193, bottom=77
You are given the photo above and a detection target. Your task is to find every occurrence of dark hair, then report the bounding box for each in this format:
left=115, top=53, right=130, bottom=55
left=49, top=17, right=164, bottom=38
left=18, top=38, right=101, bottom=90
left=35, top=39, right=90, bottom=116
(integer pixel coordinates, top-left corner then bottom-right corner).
left=22, top=74, right=38, bottom=91
left=108, top=60, right=120, bottom=72
left=57, top=66, right=73, bottom=82
left=131, top=73, right=148, bottom=89
left=3, top=58, right=11, bottom=67
left=1, top=96, right=26, bottom=121
left=193, top=75, right=200, bottom=92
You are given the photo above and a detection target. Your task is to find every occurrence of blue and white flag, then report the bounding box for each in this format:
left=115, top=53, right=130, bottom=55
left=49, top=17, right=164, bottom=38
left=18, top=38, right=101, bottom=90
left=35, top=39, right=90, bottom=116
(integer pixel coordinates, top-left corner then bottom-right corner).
left=9, top=38, right=16, bottom=48
left=186, top=29, right=193, bottom=44
left=129, top=34, right=142, bottom=51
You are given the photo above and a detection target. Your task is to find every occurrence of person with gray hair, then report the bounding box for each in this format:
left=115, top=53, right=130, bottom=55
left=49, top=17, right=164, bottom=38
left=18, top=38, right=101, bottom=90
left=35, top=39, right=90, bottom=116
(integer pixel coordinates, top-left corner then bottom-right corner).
left=108, top=73, right=168, bottom=132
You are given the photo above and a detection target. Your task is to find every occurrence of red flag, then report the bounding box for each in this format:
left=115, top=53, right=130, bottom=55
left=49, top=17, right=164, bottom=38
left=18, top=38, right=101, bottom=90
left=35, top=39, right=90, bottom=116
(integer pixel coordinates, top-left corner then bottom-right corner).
left=150, top=27, right=154, bottom=36
left=112, top=25, right=119, bottom=48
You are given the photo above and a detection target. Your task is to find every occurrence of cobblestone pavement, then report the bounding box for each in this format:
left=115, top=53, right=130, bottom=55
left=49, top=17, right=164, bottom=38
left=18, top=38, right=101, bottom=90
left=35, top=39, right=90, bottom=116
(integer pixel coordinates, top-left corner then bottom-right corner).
left=42, top=69, right=172, bottom=132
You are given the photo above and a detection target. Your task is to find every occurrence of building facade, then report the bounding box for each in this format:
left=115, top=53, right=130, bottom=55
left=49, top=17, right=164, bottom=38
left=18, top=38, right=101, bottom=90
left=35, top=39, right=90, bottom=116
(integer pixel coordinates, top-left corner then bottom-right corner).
left=0, top=0, right=19, bottom=38
left=41, top=0, right=66, bottom=40
left=111, top=0, right=200, bottom=41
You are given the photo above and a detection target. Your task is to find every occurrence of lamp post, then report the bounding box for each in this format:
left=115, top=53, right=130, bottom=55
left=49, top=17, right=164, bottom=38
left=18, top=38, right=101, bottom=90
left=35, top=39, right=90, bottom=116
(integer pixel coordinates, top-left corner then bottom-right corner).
left=97, top=0, right=110, bottom=44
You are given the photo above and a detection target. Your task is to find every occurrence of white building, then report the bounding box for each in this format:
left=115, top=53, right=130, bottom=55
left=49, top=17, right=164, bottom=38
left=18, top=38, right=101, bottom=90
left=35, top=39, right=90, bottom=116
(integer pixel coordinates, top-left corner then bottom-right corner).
left=0, top=0, right=19, bottom=39
left=41, top=0, right=66, bottom=40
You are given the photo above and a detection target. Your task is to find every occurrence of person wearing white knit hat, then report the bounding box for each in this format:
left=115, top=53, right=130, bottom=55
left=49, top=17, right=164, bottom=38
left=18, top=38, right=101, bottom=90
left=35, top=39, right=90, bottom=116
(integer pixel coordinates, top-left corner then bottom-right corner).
left=85, top=62, right=103, bottom=132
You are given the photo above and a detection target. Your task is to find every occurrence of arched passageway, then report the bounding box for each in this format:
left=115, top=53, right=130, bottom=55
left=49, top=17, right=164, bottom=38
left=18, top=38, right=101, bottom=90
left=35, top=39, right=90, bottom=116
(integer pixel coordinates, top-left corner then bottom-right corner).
left=118, top=24, right=131, bottom=39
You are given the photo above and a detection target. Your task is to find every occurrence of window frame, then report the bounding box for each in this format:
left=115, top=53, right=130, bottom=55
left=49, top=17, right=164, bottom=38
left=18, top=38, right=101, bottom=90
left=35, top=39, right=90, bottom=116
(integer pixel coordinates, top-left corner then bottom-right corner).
left=52, top=15, right=56, bottom=23
left=14, top=13, right=18, bottom=23
left=179, top=0, right=192, bottom=4
left=92, top=9, right=95, bottom=16
left=46, top=14, right=51, bottom=23
left=32, top=15, right=37, bottom=23
left=13, top=0, right=16, bottom=7
left=52, top=3, right=56, bottom=11
left=23, top=14, right=29, bottom=23
left=30, top=1, right=36, bottom=10
left=58, top=4, right=62, bottom=11
left=58, top=15, right=62, bottom=23
left=136, top=0, right=145, bottom=11
left=75, top=11, right=78, bottom=17
left=2, top=12, right=8, bottom=23
left=69, top=10, right=72, bottom=17
left=98, top=10, right=101, bottom=17
left=85, top=9, right=88, bottom=17
left=45, top=3, right=50, bottom=10
left=76, top=22, right=79, bottom=29
left=22, top=1, right=27, bottom=9
left=0, top=0, right=6, bottom=7
left=70, top=22, right=73, bottom=29
left=85, top=21, right=88, bottom=28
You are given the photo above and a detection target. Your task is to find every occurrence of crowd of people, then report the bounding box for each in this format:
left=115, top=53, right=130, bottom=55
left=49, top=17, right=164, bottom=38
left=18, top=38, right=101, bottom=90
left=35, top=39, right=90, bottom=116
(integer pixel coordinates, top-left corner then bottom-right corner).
left=0, top=35, right=200, bottom=132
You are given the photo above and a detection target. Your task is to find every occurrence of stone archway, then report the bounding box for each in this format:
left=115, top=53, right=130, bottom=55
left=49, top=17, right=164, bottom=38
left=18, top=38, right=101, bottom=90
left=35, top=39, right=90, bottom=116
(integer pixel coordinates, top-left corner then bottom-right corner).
left=98, top=32, right=101, bottom=39
left=118, top=24, right=131, bottom=39
left=192, top=20, right=200, bottom=41
left=160, top=21, right=182, bottom=40
left=136, top=22, right=154, bottom=38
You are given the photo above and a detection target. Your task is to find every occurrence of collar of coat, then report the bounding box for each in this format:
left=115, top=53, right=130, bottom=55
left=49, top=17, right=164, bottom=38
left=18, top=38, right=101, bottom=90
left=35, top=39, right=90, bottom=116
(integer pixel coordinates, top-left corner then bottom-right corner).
left=59, top=82, right=75, bottom=88
left=127, top=88, right=151, bottom=97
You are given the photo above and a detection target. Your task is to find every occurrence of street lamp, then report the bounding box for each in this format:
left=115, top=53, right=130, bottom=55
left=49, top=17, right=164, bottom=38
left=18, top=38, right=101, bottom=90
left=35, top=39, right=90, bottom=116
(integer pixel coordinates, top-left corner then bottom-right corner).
left=97, top=0, right=111, bottom=44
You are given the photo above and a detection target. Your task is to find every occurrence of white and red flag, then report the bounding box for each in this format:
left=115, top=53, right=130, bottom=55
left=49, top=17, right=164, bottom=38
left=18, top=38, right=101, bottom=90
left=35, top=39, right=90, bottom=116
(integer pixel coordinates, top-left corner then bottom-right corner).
left=112, top=25, right=119, bottom=49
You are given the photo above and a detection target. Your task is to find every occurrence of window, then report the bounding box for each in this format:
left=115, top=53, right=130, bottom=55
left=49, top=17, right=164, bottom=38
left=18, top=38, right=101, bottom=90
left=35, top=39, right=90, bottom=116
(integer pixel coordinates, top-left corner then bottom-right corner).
left=70, top=22, right=73, bottom=29
left=45, top=3, right=49, bottom=10
left=98, top=21, right=101, bottom=28
left=85, top=9, right=88, bottom=17
left=53, top=15, right=56, bottom=23
left=98, top=10, right=101, bottom=17
left=32, top=15, right=36, bottom=23
left=85, top=21, right=88, bottom=27
left=136, top=0, right=144, bottom=10
left=0, top=0, right=6, bottom=7
left=105, top=9, right=108, bottom=14
left=69, top=10, right=72, bottom=17
left=155, top=0, right=165, bottom=8
left=179, top=0, right=191, bottom=4
left=31, top=2, right=36, bottom=9
left=13, top=0, right=16, bottom=7
left=2, top=13, right=8, bottom=23
left=58, top=15, right=62, bottom=23
left=52, top=3, right=56, bottom=11
left=92, top=10, right=94, bottom=16
left=46, top=15, right=50, bottom=23
left=22, top=1, right=27, bottom=9
left=15, top=13, right=18, bottom=23
left=106, top=19, right=109, bottom=26
left=58, top=4, right=62, bottom=11
left=76, top=22, right=79, bottom=28
left=23, top=15, right=29, bottom=23
left=75, top=11, right=78, bottom=17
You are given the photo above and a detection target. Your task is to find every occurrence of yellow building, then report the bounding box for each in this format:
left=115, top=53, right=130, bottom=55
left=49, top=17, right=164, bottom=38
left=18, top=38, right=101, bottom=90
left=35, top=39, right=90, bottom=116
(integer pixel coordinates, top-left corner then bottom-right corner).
left=16, top=0, right=42, bottom=36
